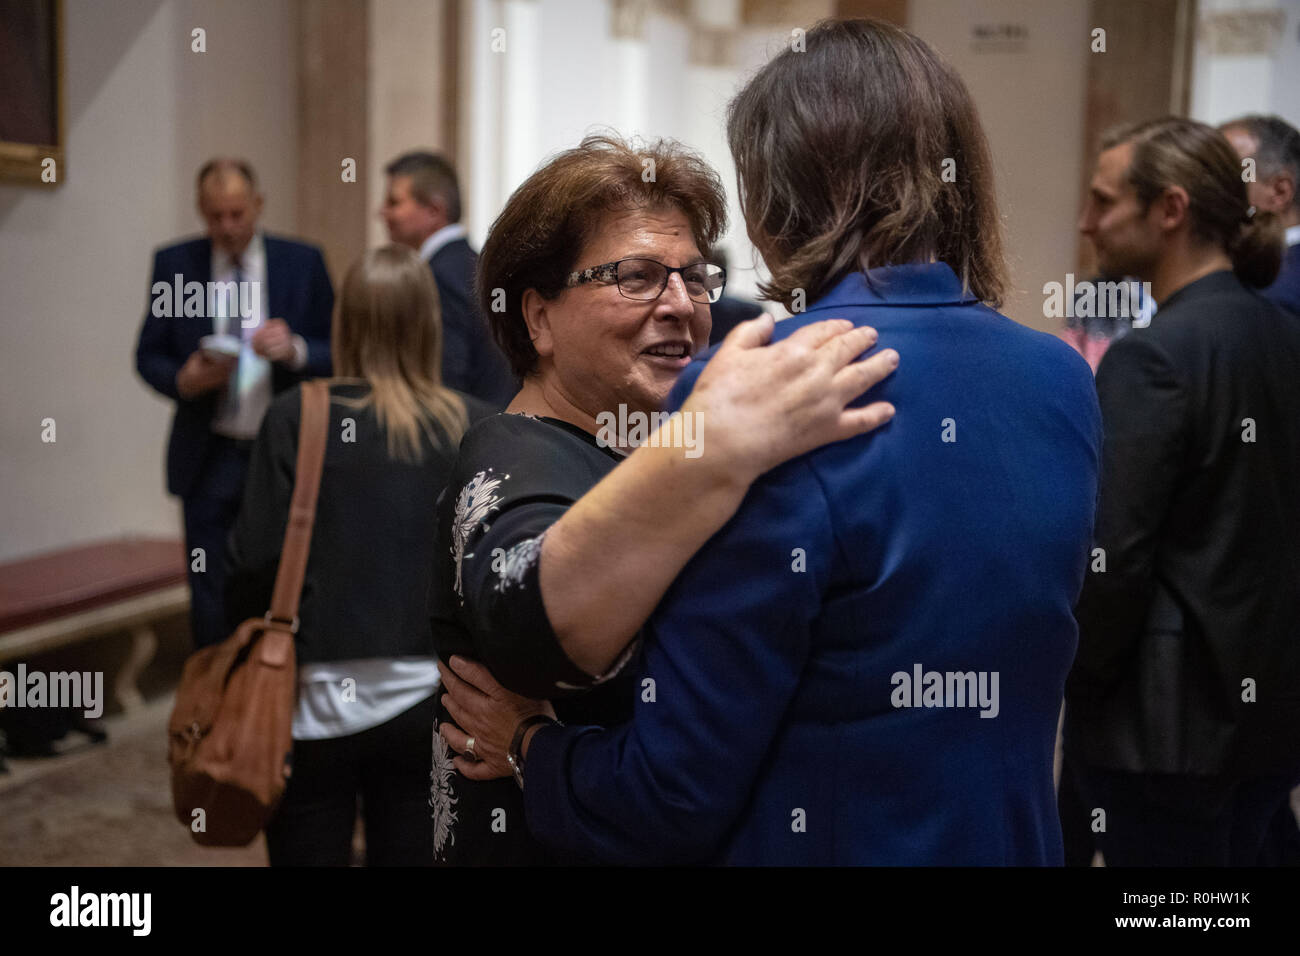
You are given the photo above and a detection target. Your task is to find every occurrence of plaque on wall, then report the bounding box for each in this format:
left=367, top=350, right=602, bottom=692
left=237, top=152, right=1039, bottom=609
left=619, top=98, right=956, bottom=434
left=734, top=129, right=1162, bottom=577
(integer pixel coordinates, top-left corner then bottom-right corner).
left=971, top=22, right=1029, bottom=54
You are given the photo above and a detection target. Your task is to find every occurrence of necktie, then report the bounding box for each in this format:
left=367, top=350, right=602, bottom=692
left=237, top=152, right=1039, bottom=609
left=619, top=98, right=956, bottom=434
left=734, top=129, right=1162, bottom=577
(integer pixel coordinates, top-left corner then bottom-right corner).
left=224, top=257, right=247, bottom=416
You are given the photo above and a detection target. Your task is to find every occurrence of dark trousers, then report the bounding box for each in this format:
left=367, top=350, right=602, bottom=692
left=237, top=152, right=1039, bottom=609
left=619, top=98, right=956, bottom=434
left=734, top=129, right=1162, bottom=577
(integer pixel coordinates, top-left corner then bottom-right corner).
left=1057, top=754, right=1097, bottom=867
left=181, top=437, right=251, bottom=649
left=265, top=693, right=436, bottom=867
left=1076, top=765, right=1294, bottom=866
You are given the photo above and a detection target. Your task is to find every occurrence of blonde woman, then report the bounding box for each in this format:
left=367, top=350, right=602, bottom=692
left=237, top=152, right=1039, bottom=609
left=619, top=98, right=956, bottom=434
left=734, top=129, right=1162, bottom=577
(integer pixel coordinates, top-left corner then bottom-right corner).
left=225, top=244, right=492, bottom=866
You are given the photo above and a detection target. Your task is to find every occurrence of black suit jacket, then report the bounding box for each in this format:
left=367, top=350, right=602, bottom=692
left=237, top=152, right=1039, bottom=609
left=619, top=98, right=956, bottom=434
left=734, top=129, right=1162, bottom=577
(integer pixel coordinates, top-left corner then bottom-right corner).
left=1067, top=270, right=1300, bottom=775
left=428, top=237, right=516, bottom=408
left=134, top=234, right=334, bottom=499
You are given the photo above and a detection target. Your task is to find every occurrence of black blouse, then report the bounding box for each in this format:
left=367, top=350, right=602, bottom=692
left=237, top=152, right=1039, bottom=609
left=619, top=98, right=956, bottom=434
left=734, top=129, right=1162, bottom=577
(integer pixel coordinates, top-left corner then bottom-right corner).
left=225, top=381, right=491, bottom=664
left=428, top=413, right=639, bottom=864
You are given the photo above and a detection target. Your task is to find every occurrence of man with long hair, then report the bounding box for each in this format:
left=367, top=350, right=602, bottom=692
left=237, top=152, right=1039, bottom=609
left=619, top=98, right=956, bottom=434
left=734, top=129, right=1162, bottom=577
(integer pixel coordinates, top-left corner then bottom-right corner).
left=1069, top=118, right=1300, bottom=865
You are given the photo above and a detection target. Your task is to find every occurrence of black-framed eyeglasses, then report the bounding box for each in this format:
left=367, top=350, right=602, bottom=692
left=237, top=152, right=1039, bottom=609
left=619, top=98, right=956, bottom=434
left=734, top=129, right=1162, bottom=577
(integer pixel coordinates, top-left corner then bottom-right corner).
left=566, top=258, right=727, bottom=304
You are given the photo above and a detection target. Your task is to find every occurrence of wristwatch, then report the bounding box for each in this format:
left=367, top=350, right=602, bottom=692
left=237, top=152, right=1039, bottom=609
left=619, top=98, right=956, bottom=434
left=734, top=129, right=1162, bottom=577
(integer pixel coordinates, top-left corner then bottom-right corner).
left=507, top=714, right=562, bottom=789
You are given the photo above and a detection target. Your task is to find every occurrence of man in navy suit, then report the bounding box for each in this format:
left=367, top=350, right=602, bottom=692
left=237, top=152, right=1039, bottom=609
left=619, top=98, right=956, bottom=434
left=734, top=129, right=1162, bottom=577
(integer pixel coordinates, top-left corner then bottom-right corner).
left=135, top=158, right=333, bottom=648
left=1221, top=115, right=1300, bottom=317
left=380, top=151, right=515, bottom=407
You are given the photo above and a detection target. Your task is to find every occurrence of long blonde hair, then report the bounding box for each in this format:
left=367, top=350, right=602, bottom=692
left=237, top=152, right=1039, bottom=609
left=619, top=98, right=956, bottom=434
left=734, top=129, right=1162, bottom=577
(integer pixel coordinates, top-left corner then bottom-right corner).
left=332, top=245, right=468, bottom=461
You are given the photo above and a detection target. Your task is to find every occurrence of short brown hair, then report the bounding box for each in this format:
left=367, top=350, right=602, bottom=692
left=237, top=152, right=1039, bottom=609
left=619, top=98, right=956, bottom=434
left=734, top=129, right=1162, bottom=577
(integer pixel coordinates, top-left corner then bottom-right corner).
left=1103, top=117, right=1284, bottom=288
left=385, top=151, right=462, bottom=222
left=726, top=18, right=1006, bottom=309
left=477, top=133, right=727, bottom=379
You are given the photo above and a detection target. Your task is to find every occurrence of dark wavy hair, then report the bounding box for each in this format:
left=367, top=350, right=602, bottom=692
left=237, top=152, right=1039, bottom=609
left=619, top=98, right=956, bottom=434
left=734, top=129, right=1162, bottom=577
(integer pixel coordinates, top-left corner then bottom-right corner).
left=477, top=134, right=727, bottom=380
left=726, top=17, right=1007, bottom=310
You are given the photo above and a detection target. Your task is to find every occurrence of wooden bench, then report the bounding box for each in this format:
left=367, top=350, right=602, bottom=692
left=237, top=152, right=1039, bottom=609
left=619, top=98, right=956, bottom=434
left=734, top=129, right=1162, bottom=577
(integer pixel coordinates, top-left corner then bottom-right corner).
left=0, top=538, right=188, bottom=713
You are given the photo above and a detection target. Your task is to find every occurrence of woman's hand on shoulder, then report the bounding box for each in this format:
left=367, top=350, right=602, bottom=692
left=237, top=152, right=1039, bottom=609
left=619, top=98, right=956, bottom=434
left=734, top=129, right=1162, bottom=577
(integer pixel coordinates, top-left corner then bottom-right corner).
left=682, top=315, right=898, bottom=481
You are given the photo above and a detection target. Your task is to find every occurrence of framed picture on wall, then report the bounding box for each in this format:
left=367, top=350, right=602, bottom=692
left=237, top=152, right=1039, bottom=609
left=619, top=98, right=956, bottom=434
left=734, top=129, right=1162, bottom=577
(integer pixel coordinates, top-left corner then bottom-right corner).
left=0, top=0, right=64, bottom=187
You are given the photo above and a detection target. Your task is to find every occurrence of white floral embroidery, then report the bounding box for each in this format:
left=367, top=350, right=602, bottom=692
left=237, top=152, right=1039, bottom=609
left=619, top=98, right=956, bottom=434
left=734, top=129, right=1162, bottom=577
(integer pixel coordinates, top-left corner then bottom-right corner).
left=430, top=726, right=459, bottom=860
left=493, top=530, right=547, bottom=593
left=451, top=469, right=509, bottom=599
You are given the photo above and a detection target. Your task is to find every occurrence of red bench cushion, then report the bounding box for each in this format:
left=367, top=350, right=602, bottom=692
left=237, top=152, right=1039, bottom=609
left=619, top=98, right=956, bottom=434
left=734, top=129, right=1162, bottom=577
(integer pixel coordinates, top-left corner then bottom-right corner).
left=0, top=538, right=187, bottom=634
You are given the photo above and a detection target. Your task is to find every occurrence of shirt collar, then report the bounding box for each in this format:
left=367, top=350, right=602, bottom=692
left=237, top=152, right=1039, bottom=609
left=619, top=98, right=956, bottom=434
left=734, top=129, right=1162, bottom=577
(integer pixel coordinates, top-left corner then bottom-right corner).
left=419, top=223, right=468, bottom=261
left=213, top=231, right=264, bottom=274
left=1285, top=224, right=1300, bottom=248
left=800, top=262, right=981, bottom=314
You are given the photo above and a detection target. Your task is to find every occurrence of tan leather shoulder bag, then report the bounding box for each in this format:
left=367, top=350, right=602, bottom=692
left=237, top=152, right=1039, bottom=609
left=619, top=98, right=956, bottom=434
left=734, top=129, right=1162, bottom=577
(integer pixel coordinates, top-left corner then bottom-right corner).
left=167, top=379, right=329, bottom=846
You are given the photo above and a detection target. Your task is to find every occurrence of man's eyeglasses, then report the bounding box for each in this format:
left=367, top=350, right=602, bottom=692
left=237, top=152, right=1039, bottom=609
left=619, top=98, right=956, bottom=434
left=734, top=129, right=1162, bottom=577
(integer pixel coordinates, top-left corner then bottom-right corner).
left=566, top=258, right=727, bottom=304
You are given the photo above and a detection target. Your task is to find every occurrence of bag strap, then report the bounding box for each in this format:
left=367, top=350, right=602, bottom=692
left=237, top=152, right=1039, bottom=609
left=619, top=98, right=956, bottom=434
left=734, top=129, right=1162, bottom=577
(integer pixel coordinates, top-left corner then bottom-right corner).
left=266, top=380, right=330, bottom=630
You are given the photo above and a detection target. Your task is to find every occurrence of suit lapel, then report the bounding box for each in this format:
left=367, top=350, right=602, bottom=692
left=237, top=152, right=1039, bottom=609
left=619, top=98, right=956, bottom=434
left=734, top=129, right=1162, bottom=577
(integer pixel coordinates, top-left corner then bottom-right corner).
left=263, top=234, right=285, bottom=320
left=190, top=237, right=214, bottom=338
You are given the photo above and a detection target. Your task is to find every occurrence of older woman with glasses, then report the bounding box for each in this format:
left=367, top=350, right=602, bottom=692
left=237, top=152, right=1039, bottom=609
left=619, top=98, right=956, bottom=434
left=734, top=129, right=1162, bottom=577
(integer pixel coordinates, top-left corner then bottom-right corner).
left=427, top=134, right=899, bottom=865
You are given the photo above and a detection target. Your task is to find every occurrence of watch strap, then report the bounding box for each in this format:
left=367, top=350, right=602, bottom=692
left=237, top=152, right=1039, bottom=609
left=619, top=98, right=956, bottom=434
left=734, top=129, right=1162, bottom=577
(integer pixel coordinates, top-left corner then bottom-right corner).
left=508, top=714, right=561, bottom=789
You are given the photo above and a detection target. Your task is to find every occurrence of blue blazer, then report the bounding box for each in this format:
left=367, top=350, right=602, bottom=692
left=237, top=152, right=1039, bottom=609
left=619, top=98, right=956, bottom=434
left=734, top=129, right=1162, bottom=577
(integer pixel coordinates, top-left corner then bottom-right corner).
left=429, top=238, right=517, bottom=408
left=524, top=263, right=1102, bottom=865
left=134, top=234, right=334, bottom=498
left=1263, top=242, right=1300, bottom=318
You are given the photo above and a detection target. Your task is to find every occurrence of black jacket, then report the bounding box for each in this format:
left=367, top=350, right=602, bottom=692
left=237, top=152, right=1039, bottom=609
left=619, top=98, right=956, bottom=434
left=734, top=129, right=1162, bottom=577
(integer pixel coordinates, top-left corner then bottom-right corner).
left=225, top=382, right=492, bottom=664
left=706, top=294, right=765, bottom=346
left=429, top=238, right=516, bottom=408
left=1066, top=270, right=1300, bottom=776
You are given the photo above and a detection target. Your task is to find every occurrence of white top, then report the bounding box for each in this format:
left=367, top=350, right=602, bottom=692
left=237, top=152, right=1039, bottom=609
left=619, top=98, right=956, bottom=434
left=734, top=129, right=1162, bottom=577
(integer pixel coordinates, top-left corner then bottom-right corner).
left=292, top=657, right=441, bottom=740
left=1285, top=224, right=1300, bottom=248
left=418, top=222, right=468, bottom=262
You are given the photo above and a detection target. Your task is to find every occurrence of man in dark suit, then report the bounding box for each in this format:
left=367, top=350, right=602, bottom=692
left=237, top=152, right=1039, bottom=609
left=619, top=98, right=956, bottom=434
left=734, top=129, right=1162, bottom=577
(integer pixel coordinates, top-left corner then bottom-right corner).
left=380, top=151, right=515, bottom=407
left=1221, top=115, right=1300, bottom=318
left=135, top=158, right=333, bottom=648
left=1067, top=118, right=1300, bottom=865
left=1220, top=113, right=1300, bottom=865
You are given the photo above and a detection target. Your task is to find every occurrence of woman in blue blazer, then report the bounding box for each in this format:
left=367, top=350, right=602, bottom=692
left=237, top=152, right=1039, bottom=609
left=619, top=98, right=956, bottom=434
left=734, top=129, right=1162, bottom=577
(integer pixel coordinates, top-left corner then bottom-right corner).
left=441, top=18, right=1101, bottom=865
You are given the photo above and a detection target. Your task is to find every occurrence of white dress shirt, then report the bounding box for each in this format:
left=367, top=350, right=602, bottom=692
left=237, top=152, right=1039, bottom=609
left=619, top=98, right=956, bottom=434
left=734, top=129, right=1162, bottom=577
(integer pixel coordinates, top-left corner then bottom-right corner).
left=209, top=233, right=306, bottom=439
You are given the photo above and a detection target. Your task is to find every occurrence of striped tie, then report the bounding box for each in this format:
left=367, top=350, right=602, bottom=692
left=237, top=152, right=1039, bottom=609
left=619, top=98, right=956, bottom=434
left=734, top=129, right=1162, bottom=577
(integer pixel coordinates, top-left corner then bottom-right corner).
left=224, top=257, right=247, bottom=416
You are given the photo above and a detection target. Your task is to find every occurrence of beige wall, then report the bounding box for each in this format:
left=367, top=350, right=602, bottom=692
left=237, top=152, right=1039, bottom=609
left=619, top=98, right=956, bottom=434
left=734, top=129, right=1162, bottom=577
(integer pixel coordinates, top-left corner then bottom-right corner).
left=909, top=0, right=1090, bottom=331
left=368, top=0, right=454, bottom=249
left=0, top=0, right=298, bottom=562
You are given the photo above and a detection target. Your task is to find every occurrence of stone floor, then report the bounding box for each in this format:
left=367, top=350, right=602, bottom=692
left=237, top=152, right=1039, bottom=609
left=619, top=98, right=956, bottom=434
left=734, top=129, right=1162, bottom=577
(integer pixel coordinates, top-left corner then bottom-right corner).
left=0, top=696, right=265, bottom=866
